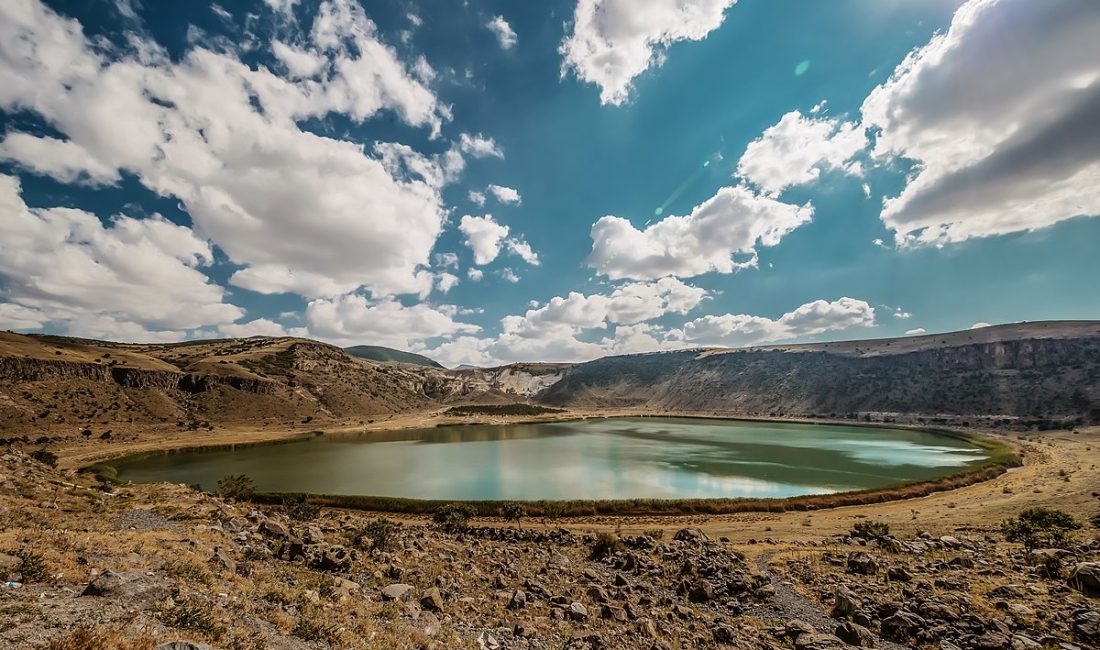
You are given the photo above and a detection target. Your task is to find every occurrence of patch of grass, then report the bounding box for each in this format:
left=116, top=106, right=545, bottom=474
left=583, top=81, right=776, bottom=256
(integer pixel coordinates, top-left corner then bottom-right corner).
left=160, top=602, right=222, bottom=637
left=1002, top=508, right=1082, bottom=551
left=356, top=518, right=398, bottom=553
left=46, top=626, right=156, bottom=650
left=445, top=404, right=565, bottom=417
left=164, top=558, right=212, bottom=586
left=293, top=612, right=343, bottom=644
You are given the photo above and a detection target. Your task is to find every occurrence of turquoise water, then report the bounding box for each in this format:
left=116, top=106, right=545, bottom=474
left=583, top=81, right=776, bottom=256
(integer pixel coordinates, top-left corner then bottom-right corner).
left=109, top=418, right=988, bottom=500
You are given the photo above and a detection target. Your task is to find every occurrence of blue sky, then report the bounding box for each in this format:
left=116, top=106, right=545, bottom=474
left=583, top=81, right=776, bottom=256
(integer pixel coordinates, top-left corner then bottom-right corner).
left=0, top=0, right=1098, bottom=366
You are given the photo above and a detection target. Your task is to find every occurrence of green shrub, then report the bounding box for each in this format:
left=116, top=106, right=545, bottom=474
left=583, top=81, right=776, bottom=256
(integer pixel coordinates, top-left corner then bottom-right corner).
left=216, top=474, right=255, bottom=501
left=15, top=550, right=47, bottom=582
left=161, top=603, right=221, bottom=637
left=432, top=503, right=475, bottom=532
left=283, top=495, right=320, bottom=521
left=501, top=502, right=526, bottom=525
left=357, top=518, right=398, bottom=553
left=30, top=449, right=58, bottom=468
left=850, top=520, right=891, bottom=541
left=1002, top=508, right=1082, bottom=551
left=589, top=532, right=625, bottom=560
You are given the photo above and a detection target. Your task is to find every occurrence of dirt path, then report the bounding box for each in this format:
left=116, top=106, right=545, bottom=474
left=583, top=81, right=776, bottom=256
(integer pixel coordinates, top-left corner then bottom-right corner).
left=747, top=552, right=913, bottom=649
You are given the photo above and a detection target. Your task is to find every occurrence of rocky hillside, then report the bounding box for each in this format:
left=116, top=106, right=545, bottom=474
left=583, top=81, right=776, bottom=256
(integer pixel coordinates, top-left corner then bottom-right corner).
left=0, top=333, right=516, bottom=435
left=537, top=322, right=1100, bottom=427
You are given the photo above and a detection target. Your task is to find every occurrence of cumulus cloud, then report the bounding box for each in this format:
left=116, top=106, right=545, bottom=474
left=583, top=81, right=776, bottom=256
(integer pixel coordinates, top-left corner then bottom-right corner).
left=736, top=110, right=866, bottom=195
left=560, top=0, right=737, bottom=105
left=435, top=272, right=460, bottom=294
left=588, top=185, right=812, bottom=280
left=467, top=268, right=484, bottom=282
left=459, top=215, right=510, bottom=265
left=0, top=174, right=243, bottom=339
left=304, top=294, right=479, bottom=349
left=458, top=133, right=504, bottom=159
left=487, top=184, right=522, bottom=205
left=459, top=215, right=539, bottom=267
left=218, top=318, right=291, bottom=338
left=486, top=15, right=517, bottom=50
left=969, top=322, right=992, bottom=330
left=468, top=190, right=486, bottom=206
left=682, top=297, right=876, bottom=347
left=905, top=327, right=927, bottom=335
left=0, top=0, right=454, bottom=300
left=862, top=0, right=1100, bottom=245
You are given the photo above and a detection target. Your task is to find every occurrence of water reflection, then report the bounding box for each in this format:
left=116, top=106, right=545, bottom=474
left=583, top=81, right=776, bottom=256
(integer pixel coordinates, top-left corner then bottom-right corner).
left=110, top=417, right=988, bottom=501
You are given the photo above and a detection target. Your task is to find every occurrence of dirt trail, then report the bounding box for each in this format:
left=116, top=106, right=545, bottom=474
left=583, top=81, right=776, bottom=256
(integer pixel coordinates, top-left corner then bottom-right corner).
left=748, top=552, right=913, bottom=649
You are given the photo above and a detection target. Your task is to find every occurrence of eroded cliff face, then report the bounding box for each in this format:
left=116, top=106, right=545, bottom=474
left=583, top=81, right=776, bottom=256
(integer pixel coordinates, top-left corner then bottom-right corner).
left=538, top=337, right=1100, bottom=424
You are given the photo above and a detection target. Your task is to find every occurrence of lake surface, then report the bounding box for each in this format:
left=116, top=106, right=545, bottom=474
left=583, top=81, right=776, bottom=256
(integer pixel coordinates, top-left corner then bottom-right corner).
left=109, top=418, right=989, bottom=500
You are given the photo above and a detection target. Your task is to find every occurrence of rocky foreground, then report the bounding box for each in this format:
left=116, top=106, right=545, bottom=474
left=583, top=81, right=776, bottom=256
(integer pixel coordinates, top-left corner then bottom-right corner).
left=1, top=448, right=1099, bottom=649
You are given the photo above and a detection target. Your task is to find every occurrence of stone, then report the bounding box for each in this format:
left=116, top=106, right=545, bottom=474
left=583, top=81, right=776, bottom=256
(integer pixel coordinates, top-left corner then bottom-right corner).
left=688, top=579, right=715, bottom=603
left=260, top=520, right=289, bottom=537
left=880, top=611, right=925, bottom=641
left=846, top=552, right=878, bottom=575
left=569, top=601, right=588, bottom=621
left=601, top=604, right=627, bottom=622
left=887, top=566, right=913, bottom=582
left=835, top=621, right=874, bottom=647
left=514, top=621, right=535, bottom=638
left=420, top=586, right=443, bottom=611
left=1074, top=610, right=1100, bottom=642
left=81, top=570, right=169, bottom=602
left=154, top=643, right=215, bottom=650
left=786, top=620, right=817, bottom=638
left=507, top=589, right=526, bottom=609
left=973, top=632, right=1011, bottom=650
left=381, top=583, right=414, bottom=601
left=673, top=528, right=710, bottom=544
left=712, top=625, right=737, bottom=644
left=794, top=633, right=848, bottom=650
left=1068, top=563, right=1100, bottom=597
left=831, top=585, right=859, bottom=619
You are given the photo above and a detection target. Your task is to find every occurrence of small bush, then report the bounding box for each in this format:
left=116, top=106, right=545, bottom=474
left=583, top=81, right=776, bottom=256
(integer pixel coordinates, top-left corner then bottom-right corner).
left=589, top=532, right=626, bottom=560
left=642, top=529, right=665, bottom=540
left=15, top=549, right=48, bottom=582
left=357, top=518, right=398, bottom=553
left=850, top=521, right=891, bottom=541
left=30, top=449, right=58, bottom=468
left=541, top=502, right=566, bottom=521
left=501, top=502, right=526, bottom=525
left=293, top=615, right=342, bottom=644
left=433, top=503, right=476, bottom=532
left=1002, top=508, right=1082, bottom=551
left=283, top=495, right=320, bottom=521
left=216, top=474, right=255, bottom=501
left=1038, top=555, right=1063, bottom=580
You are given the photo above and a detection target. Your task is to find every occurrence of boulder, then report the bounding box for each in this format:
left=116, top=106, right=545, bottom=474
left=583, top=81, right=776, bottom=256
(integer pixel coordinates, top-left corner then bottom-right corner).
left=794, top=633, right=848, bottom=650
left=381, top=583, right=414, bottom=601
left=880, top=611, right=925, bottom=641
left=835, top=621, right=874, bottom=647
left=154, top=643, right=215, bottom=650
left=846, top=552, right=878, bottom=575
left=673, top=528, right=710, bottom=544
left=507, top=589, right=527, bottom=609
left=81, top=570, right=169, bottom=602
left=688, top=579, right=715, bottom=603
left=420, top=586, right=444, bottom=611
left=1068, top=562, right=1100, bottom=597
left=831, top=585, right=860, bottom=619
left=568, top=601, right=588, bottom=621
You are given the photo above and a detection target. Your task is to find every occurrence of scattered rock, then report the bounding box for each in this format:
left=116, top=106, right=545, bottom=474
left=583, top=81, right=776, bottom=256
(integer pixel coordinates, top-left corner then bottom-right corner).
left=381, top=583, right=414, bottom=601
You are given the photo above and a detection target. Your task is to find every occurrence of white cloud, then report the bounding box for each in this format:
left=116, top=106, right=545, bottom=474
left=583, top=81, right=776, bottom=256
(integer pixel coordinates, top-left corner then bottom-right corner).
left=861, top=0, right=1100, bottom=245
left=467, top=268, right=484, bottom=282
left=682, top=297, right=876, bottom=347
left=893, top=310, right=911, bottom=319
left=505, top=239, right=540, bottom=266
left=486, top=15, right=517, bottom=50
left=487, top=184, right=522, bottom=205
left=560, top=0, right=737, bottom=105
left=0, top=303, right=49, bottom=331
left=458, top=133, right=504, bottom=159
left=905, top=327, right=927, bottom=335
left=434, top=252, right=459, bottom=269
left=588, top=185, right=812, bottom=280
left=435, top=272, right=459, bottom=294
left=264, top=0, right=299, bottom=16
left=969, top=322, right=992, bottom=330
left=0, top=174, right=243, bottom=338
left=459, top=215, right=510, bottom=265
left=0, top=0, right=453, bottom=301
left=468, top=190, right=486, bottom=206
left=304, top=294, right=479, bottom=349
left=271, top=40, right=325, bottom=78
left=498, top=268, right=521, bottom=283
left=219, top=318, right=290, bottom=338
left=736, top=110, right=866, bottom=195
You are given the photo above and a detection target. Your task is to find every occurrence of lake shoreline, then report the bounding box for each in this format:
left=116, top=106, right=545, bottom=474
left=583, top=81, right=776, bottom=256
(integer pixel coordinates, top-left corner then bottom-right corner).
left=74, top=410, right=1020, bottom=516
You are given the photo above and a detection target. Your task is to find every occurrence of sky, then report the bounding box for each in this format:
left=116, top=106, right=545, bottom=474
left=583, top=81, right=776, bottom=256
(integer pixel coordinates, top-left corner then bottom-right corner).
left=0, top=0, right=1098, bottom=367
